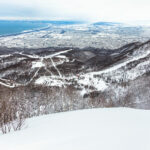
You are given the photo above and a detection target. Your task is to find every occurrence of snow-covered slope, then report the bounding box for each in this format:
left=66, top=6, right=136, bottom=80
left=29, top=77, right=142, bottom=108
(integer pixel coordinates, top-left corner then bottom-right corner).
left=0, top=108, right=150, bottom=150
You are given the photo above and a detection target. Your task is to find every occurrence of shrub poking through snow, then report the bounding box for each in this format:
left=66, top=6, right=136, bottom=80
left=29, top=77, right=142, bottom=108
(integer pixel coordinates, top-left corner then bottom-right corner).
left=0, top=100, right=25, bottom=134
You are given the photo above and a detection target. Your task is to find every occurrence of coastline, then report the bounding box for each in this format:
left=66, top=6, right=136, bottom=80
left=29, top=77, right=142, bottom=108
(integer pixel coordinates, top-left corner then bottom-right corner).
left=0, top=25, right=51, bottom=38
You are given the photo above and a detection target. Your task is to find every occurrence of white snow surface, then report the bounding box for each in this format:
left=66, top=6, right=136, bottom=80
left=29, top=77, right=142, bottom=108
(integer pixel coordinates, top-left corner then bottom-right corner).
left=35, top=76, right=65, bottom=87
left=0, top=108, right=150, bottom=150
left=32, top=61, right=45, bottom=68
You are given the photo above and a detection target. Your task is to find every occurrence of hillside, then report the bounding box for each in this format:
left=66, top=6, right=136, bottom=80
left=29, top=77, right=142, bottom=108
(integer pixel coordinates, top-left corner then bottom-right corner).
left=0, top=40, right=150, bottom=117
left=0, top=108, right=150, bottom=150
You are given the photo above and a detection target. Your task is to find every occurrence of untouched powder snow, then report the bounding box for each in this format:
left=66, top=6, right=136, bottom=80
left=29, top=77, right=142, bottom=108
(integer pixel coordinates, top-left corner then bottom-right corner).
left=0, top=108, right=150, bottom=150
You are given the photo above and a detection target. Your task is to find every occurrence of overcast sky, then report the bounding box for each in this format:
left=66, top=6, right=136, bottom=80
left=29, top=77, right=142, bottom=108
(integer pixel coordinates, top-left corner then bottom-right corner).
left=0, top=0, right=150, bottom=22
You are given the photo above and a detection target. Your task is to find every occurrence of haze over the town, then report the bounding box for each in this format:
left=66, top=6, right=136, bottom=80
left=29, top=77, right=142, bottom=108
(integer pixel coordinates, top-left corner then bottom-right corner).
left=0, top=0, right=150, bottom=23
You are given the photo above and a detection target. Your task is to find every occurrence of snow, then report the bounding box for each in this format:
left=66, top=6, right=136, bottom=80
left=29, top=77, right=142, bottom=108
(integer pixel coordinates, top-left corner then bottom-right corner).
left=0, top=108, right=150, bottom=150
left=32, top=61, right=45, bottom=69
left=0, top=54, right=11, bottom=58
left=55, top=55, right=67, bottom=59
left=50, top=33, right=71, bottom=39
left=44, top=49, right=72, bottom=59
left=35, top=76, right=65, bottom=87
left=0, top=78, right=20, bottom=88
left=78, top=76, right=108, bottom=91
left=125, top=60, right=150, bottom=80
left=0, top=81, right=15, bottom=88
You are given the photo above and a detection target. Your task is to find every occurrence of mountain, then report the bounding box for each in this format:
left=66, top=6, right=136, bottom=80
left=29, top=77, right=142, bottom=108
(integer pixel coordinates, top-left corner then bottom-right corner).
left=93, top=21, right=119, bottom=26
left=0, top=40, right=150, bottom=118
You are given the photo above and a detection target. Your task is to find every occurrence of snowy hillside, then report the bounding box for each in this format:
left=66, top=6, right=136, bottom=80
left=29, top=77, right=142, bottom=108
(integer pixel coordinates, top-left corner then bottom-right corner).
left=0, top=40, right=150, bottom=113
left=0, top=108, right=150, bottom=150
left=1, top=23, right=150, bottom=135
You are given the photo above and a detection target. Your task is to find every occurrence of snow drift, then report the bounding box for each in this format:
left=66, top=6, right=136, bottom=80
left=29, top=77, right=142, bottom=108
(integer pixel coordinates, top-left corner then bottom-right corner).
left=0, top=108, right=150, bottom=150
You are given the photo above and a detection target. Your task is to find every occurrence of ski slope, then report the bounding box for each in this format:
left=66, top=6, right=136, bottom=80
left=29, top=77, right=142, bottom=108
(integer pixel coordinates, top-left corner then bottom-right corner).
left=0, top=108, right=150, bottom=150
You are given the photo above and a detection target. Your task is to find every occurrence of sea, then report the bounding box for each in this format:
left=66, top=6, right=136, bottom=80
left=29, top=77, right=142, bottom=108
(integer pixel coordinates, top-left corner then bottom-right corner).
left=0, top=20, right=80, bottom=37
